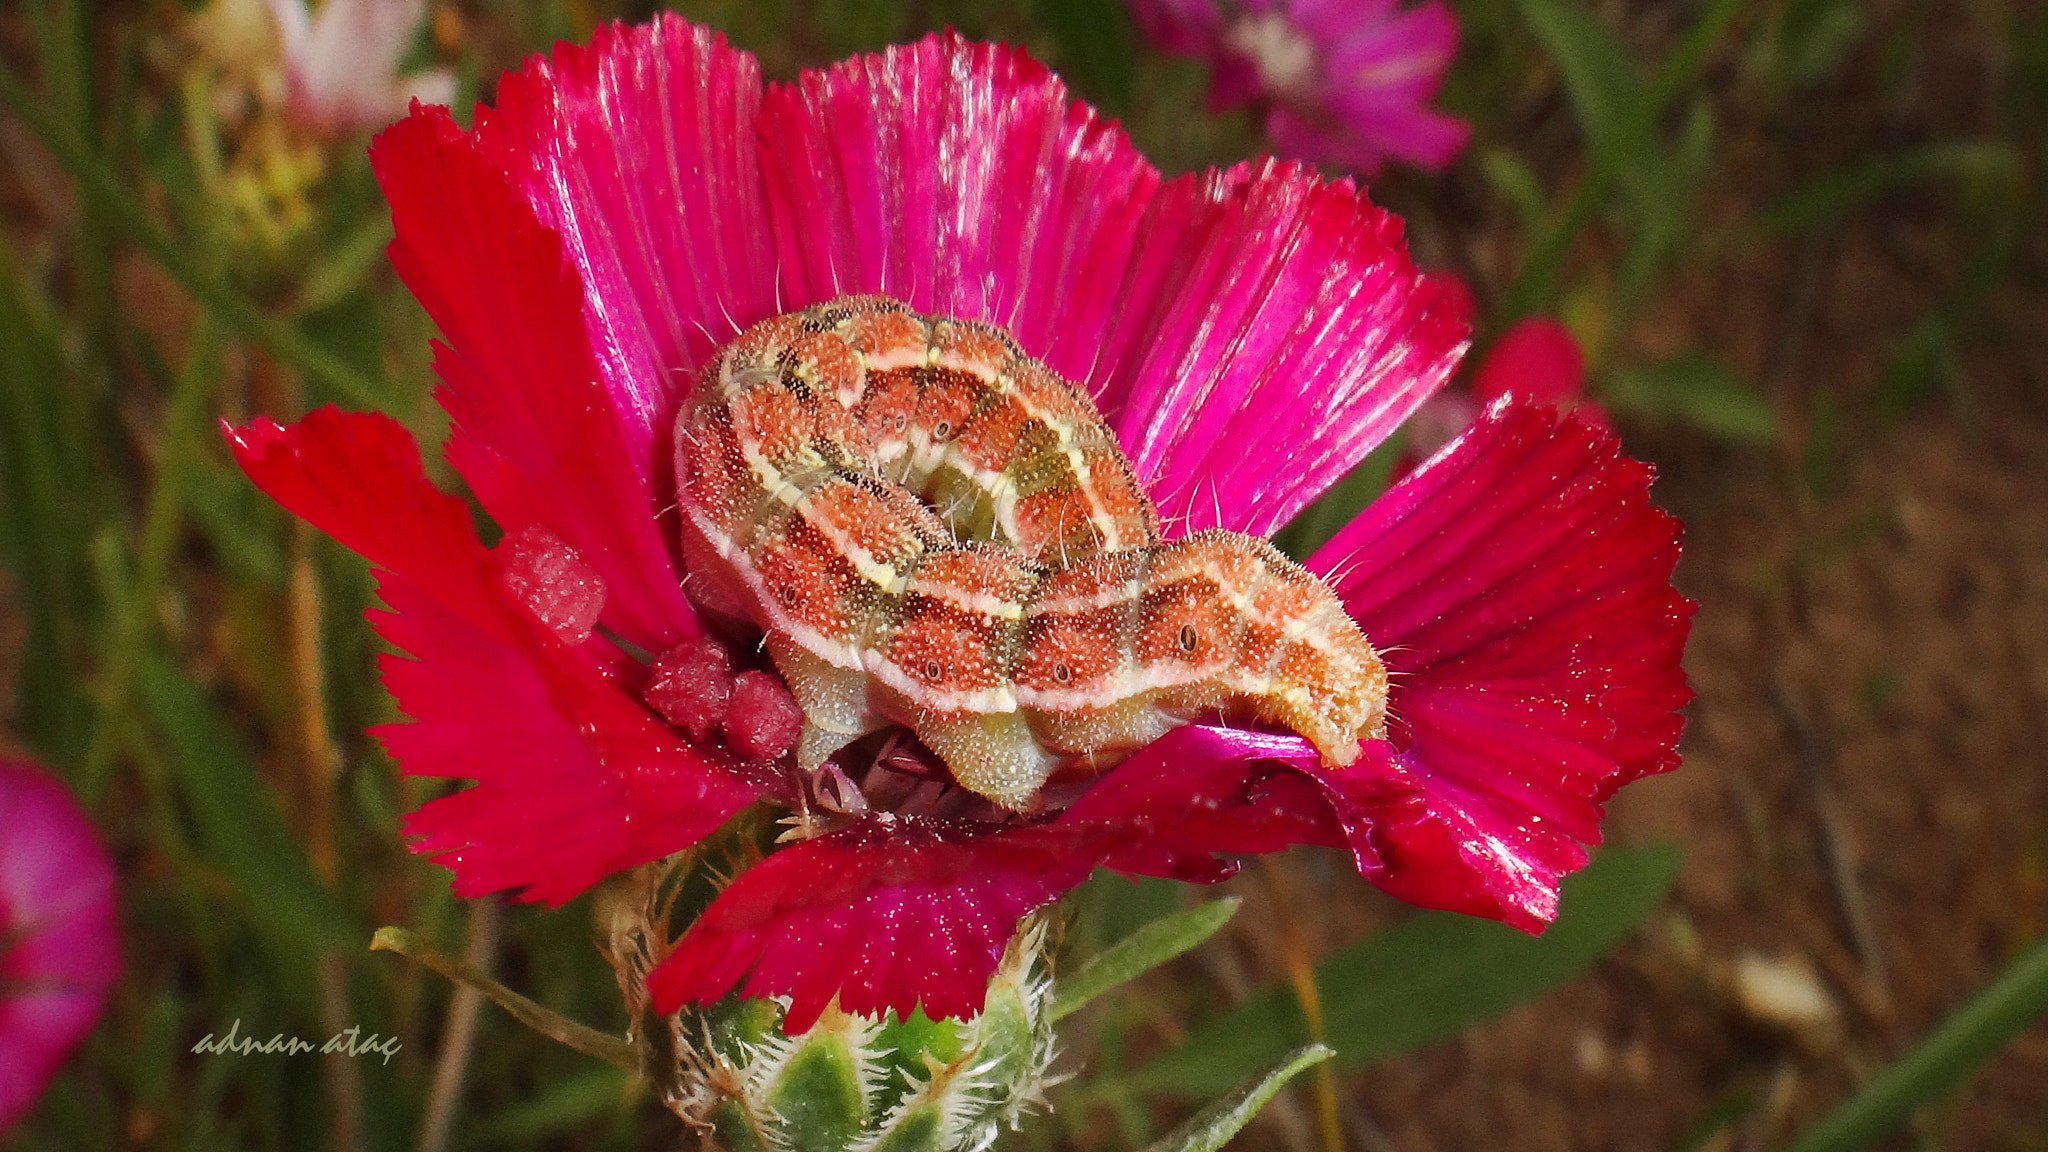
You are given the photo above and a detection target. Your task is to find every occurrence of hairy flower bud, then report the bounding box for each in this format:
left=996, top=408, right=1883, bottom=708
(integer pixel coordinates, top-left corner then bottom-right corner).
left=602, top=859, right=1058, bottom=1152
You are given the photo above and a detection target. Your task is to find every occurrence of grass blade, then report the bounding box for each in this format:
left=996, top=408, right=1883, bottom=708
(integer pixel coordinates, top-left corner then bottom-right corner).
left=1779, top=931, right=2048, bottom=1152
left=1140, top=1045, right=1332, bottom=1152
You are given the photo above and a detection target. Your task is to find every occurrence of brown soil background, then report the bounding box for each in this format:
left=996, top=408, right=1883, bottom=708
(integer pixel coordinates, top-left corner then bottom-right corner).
left=1134, top=238, right=2048, bottom=1152
left=1082, top=6, right=2048, bottom=1147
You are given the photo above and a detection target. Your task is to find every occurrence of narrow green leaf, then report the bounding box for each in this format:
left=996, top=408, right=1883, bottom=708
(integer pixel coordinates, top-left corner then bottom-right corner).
left=294, top=216, right=396, bottom=317
left=1754, top=141, right=2022, bottom=237
left=1479, top=147, right=1551, bottom=236
left=1780, top=931, right=2048, bottom=1152
left=1604, top=352, right=1778, bottom=442
left=1770, top=0, right=1868, bottom=86
left=138, top=653, right=354, bottom=984
left=1133, top=844, right=1682, bottom=1095
left=1052, top=897, right=1241, bottom=1023
left=1501, top=0, right=1744, bottom=322
left=1880, top=314, right=1955, bottom=412
left=1514, top=0, right=1642, bottom=153
left=1139, top=1045, right=1332, bottom=1152
left=0, top=237, right=102, bottom=764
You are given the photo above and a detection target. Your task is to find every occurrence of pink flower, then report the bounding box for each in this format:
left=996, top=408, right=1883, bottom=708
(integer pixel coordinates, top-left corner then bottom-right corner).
left=227, top=17, right=1689, bottom=1032
left=0, top=758, right=119, bottom=1136
left=1126, top=0, right=1471, bottom=174
left=263, top=0, right=454, bottom=135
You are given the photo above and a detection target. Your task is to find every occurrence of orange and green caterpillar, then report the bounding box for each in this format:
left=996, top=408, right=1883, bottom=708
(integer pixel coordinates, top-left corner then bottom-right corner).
left=676, top=296, right=1387, bottom=811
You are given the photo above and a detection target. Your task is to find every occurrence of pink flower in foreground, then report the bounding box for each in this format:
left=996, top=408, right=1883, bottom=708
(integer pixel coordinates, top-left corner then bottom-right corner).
left=1127, top=0, right=1470, bottom=174
left=263, top=0, right=454, bottom=134
left=227, top=17, right=1690, bottom=1032
left=0, top=759, right=119, bottom=1136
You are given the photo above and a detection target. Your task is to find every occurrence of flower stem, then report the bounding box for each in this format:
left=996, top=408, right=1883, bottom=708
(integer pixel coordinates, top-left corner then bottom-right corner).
left=371, top=927, right=642, bottom=1073
left=414, top=901, right=500, bottom=1152
left=1259, top=856, right=1342, bottom=1152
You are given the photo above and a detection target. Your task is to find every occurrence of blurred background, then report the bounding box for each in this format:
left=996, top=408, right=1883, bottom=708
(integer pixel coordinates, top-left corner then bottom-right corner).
left=0, top=0, right=2043, bottom=1149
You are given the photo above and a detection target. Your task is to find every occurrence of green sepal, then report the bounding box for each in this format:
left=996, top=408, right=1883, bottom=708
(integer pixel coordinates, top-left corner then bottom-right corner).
left=765, top=1025, right=872, bottom=1151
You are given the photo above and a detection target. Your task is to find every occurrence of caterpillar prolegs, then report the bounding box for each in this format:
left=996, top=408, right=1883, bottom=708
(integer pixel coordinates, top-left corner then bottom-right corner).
left=676, top=296, right=1388, bottom=811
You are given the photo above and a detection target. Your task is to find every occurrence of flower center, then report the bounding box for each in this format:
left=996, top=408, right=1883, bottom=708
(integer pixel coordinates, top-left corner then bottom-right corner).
left=1225, top=12, right=1322, bottom=103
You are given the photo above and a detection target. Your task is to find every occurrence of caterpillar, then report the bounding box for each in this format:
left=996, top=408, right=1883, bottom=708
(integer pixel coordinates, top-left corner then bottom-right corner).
left=676, top=296, right=1388, bottom=811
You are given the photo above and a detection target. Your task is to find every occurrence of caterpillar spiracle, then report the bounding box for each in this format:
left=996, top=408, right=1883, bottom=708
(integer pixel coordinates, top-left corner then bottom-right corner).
left=676, top=296, right=1389, bottom=811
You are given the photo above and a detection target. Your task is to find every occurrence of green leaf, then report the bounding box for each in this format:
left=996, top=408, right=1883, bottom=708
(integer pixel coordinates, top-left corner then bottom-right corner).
left=1603, top=352, right=1778, bottom=442
left=1034, top=0, right=1138, bottom=111
left=1479, top=147, right=1551, bottom=236
left=1139, top=1045, right=1332, bottom=1152
left=293, top=216, right=395, bottom=317
left=139, top=655, right=355, bottom=981
left=1754, top=141, right=2022, bottom=237
left=1052, top=897, right=1241, bottom=1023
left=1131, top=844, right=1682, bottom=1095
left=1772, top=0, right=1869, bottom=87
left=1514, top=0, right=1642, bottom=154
left=1881, top=314, right=1955, bottom=412
left=0, top=237, right=103, bottom=765
left=464, top=1067, right=632, bottom=1145
left=1780, top=931, right=2048, bottom=1152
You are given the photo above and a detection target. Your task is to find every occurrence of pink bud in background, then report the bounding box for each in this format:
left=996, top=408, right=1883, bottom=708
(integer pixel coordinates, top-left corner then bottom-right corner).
left=0, top=758, right=118, bottom=1138
left=1402, top=302, right=1606, bottom=472
left=1474, top=316, right=1597, bottom=412
left=263, top=0, right=454, bottom=135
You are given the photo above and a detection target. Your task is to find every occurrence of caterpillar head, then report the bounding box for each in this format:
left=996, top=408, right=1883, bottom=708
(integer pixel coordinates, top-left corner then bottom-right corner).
left=1018, top=531, right=1387, bottom=768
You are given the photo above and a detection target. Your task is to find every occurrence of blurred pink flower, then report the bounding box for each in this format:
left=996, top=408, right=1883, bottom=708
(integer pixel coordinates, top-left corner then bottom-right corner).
left=263, top=0, right=454, bottom=135
left=229, top=17, right=1689, bottom=1032
left=1127, top=0, right=1470, bottom=174
left=0, top=758, right=118, bottom=1136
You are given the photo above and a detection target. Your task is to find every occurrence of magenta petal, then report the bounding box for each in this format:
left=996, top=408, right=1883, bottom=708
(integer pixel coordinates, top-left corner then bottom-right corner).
left=758, top=33, right=1162, bottom=363
left=1304, top=399, right=1693, bottom=927
left=475, top=18, right=781, bottom=455
left=0, top=760, right=117, bottom=1136
left=648, top=817, right=1106, bottom=1031
left=733, top=33, right=1466, bottom=540
left=1056, top=725, right=1350, bottom=881
left=372, top=105, right=703, bottom=653
left=226, top=409, right=758, bottom=904
left=1088, top=164, right=1469, bottom=536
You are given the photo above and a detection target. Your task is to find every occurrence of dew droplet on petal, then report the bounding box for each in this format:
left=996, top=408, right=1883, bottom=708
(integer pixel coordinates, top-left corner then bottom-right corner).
left=493, top=523, right=606, bottom=644
left=646, top=639, right=735, bottom=742
left=723, top=670, right=802, bottom=761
